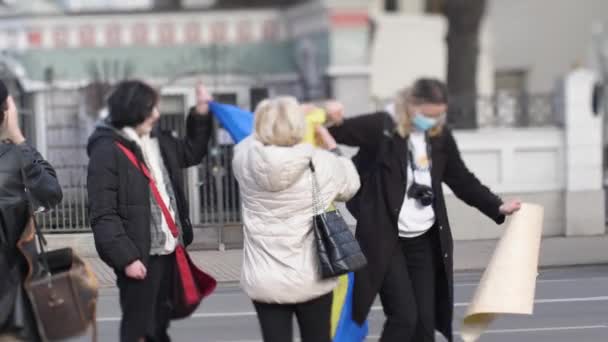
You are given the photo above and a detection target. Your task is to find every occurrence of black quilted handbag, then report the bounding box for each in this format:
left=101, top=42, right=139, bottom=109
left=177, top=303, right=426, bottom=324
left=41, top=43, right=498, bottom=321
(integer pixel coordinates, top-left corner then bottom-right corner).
left=310, top=161, right=367, bottom=279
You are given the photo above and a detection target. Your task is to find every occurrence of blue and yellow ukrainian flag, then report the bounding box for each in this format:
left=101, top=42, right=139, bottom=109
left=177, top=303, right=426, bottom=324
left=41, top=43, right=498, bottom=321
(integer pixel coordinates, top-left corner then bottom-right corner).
left=208, top=101, right=254, bottom=143
left=331, top=272, right=369, bottom=341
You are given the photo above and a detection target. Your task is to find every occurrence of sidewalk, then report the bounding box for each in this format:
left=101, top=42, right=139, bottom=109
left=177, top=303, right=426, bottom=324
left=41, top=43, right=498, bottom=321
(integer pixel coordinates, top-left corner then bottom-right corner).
left=84, top=235, right=608, bottom=288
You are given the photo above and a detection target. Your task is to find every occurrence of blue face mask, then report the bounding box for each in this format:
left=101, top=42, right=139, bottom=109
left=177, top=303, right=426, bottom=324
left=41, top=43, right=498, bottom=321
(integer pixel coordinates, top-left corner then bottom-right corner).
left=412, top=113, right=438, bottom=132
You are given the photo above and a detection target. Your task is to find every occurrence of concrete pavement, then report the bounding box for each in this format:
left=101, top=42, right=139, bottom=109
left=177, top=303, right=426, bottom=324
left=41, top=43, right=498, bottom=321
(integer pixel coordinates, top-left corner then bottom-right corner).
left=76, top=235, right=608, bottom=288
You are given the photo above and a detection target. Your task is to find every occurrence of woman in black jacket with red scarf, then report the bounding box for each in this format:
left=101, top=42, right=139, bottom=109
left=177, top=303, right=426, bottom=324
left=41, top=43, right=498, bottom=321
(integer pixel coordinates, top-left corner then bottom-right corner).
left=87, top=80, right=213, bottom=342
left=326, top=78, right=521, bottom=342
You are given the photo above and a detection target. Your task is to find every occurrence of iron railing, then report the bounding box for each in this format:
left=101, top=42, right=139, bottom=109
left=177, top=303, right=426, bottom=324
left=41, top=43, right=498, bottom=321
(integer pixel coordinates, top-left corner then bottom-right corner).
left=38, top=165, right=90, bottom=233
left=377, top=92, right=562, bottom=128
left=38, top=145, right=242, bottom=233
left=38, top=123, right=243, bottom=233
left=476, top=92, right=562, bottom=128
left=199, top=144, right=242, bottom=226
left=38, top=93, right=562, bottom=233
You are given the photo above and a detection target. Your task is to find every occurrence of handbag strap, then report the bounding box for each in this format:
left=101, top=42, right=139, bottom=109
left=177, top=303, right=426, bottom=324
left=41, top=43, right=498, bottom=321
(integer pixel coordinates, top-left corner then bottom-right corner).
left=115, top=142, right=180, bottom=240
left=309, top=160, right=322, bottom=216
left=17, top=148, right=51, bottom=277
left=309, top=160, right=338, bottom=215
left=91, top=302, right=98, bottom=342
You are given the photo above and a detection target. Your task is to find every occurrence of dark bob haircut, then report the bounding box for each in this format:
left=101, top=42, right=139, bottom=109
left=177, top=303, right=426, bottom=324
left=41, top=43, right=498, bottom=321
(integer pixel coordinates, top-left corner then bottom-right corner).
left=411, top=78, right=448, bottom=105
left=107, top=80, right=159, bottom=129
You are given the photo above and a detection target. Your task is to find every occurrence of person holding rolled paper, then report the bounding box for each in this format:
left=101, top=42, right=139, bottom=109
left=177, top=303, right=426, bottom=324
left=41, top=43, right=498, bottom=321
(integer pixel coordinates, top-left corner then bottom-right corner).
left=325, top=78, right=521, bottom=342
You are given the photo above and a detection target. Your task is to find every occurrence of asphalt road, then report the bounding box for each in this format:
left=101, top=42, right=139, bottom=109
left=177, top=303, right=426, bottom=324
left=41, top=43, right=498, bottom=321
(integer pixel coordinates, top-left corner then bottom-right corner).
left=72, top=264, right=608, bottom=342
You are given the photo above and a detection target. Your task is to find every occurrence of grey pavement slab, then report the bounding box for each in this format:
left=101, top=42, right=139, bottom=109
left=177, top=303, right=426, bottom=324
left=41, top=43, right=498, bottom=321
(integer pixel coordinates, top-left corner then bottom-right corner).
left=84, top=235, right=608, bottom=287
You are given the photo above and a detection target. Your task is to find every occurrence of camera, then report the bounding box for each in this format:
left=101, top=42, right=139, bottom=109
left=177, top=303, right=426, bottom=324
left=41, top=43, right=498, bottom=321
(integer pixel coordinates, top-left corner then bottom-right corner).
left=407, top=182, right=434, bottom=207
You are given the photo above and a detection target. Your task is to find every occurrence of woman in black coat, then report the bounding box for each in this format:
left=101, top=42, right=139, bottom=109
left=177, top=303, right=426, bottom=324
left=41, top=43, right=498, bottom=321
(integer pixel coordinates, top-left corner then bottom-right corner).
left=326, top=78, right=521, bottom=342
left=0, top=81, right=63, bottom=341
left=87, top=80, right=213, bottom=342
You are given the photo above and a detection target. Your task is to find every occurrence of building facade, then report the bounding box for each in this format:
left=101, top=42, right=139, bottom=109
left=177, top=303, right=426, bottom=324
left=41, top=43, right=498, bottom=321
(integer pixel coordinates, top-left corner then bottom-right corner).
left=0, top=0, right=372, bottom=238
left=1, top=0, right=606, bottom=246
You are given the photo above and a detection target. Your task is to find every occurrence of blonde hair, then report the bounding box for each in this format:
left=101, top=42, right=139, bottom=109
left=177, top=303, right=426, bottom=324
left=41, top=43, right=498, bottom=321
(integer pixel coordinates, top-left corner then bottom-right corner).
left=254, top=96, right=306, bottom=146
left=394, top=87, right=444, bottom=138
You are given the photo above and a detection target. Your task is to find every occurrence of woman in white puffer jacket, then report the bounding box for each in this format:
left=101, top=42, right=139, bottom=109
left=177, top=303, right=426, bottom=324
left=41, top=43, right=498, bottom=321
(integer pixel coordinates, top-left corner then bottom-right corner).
left=233, top=96, right=360, bottom=342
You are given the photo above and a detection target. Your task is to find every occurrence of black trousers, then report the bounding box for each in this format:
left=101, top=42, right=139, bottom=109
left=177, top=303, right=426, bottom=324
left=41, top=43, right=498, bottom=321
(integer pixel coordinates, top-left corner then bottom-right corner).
left=252, top=292, right=333, bottom=342
left=117, top=254, right=174, bottom=342
left=379, top=227, right=440, bottom=342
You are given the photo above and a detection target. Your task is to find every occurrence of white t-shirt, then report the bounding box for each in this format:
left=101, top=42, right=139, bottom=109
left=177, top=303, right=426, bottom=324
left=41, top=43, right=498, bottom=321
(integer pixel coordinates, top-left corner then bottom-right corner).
left=398, top=132, right=436, bottom=238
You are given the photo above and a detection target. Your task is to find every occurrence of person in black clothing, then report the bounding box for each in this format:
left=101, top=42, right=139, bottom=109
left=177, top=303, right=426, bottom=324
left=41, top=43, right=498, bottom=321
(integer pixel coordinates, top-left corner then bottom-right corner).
left=325, top=78, right=522, bottom=342
left=87, top=80, right=213, bottom=342
left=0, top=80, right=63, bottom=341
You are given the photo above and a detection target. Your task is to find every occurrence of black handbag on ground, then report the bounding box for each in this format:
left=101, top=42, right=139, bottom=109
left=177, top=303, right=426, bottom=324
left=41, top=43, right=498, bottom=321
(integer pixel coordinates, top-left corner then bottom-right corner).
left=309, top=161, right=367, bottom=279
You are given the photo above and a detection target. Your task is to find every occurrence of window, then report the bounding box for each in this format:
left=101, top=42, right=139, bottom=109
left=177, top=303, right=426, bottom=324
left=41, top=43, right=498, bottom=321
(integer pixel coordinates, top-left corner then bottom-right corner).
left=494, top=69, right=531, bottom=126
left=495, top=69, right=527, bottom=95
left=425, top=0, right=443, bottom=14
left=385, top=0, right=399, bottom=12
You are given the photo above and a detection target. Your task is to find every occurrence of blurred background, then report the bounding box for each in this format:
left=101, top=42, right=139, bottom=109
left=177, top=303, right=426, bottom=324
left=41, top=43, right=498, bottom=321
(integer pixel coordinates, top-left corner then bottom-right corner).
left=1, top=0, right=607, bottom=252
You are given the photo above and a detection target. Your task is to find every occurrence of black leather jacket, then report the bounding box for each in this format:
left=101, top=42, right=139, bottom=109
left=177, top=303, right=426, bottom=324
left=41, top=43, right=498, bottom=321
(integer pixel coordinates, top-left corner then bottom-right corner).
left=0, top=142, right=62, bottom=340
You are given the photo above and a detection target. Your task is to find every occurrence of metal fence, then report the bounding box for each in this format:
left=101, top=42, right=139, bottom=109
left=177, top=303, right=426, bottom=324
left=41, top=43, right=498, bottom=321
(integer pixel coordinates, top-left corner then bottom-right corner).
left=36, top=109, right=245, bottom=233
left=159, top=111, right=243, bottom=227
left=37, top=144, right=244, bottom=233
left=377, top=92, right=562, bottom=128
left=476, top=92, right=561, bottom=128
left=38, top=165, right=90, bottom=233
left=38, top=89, right=90, bottom=232
left=36, top=92, right=562, bottom=233
left=199, top=144, right=242, bottom=226
left=18, top=107, right=81, bottom=233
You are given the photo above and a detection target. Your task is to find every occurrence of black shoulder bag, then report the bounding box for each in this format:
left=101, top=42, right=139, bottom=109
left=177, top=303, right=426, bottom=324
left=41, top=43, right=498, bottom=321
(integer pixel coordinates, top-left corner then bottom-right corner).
left=309, top=160, right=367, bottom=279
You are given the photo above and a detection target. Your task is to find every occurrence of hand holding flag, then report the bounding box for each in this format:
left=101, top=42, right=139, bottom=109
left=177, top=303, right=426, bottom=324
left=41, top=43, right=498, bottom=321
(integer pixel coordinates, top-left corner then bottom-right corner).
left=195, top=82, right=213, bottom=115
left=207, top=101, right=254, bottom=143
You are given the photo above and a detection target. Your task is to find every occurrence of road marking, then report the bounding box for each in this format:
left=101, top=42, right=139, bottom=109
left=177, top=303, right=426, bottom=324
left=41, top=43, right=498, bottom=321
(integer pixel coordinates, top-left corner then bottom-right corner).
left=96, top=296, right=608, bottom=322
left=517, top=296, right=608, bottom=305
left=461, top=324, right=608, bottom=334
left=454, top=276, right=608, bottom=287
left=360, top=325, right=608, bottom=340
left=185, top=325, right=608, bottom=342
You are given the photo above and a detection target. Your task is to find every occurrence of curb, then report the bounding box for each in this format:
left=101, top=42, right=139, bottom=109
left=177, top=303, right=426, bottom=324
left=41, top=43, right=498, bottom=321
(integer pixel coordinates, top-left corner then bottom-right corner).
left=57, top=234, right=608, bottom=288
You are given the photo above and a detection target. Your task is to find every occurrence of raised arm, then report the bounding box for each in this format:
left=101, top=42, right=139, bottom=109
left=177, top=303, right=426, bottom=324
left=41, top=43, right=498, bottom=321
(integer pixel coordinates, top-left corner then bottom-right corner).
left=328, top=111, right=391, bottom=151
left=18, top=143, right=63, bottom=211
left=2, top=95, right=62, bottom=210
left=170, top=82, right=214, bottom=168
left=171, top=109, right=212, bottom=168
